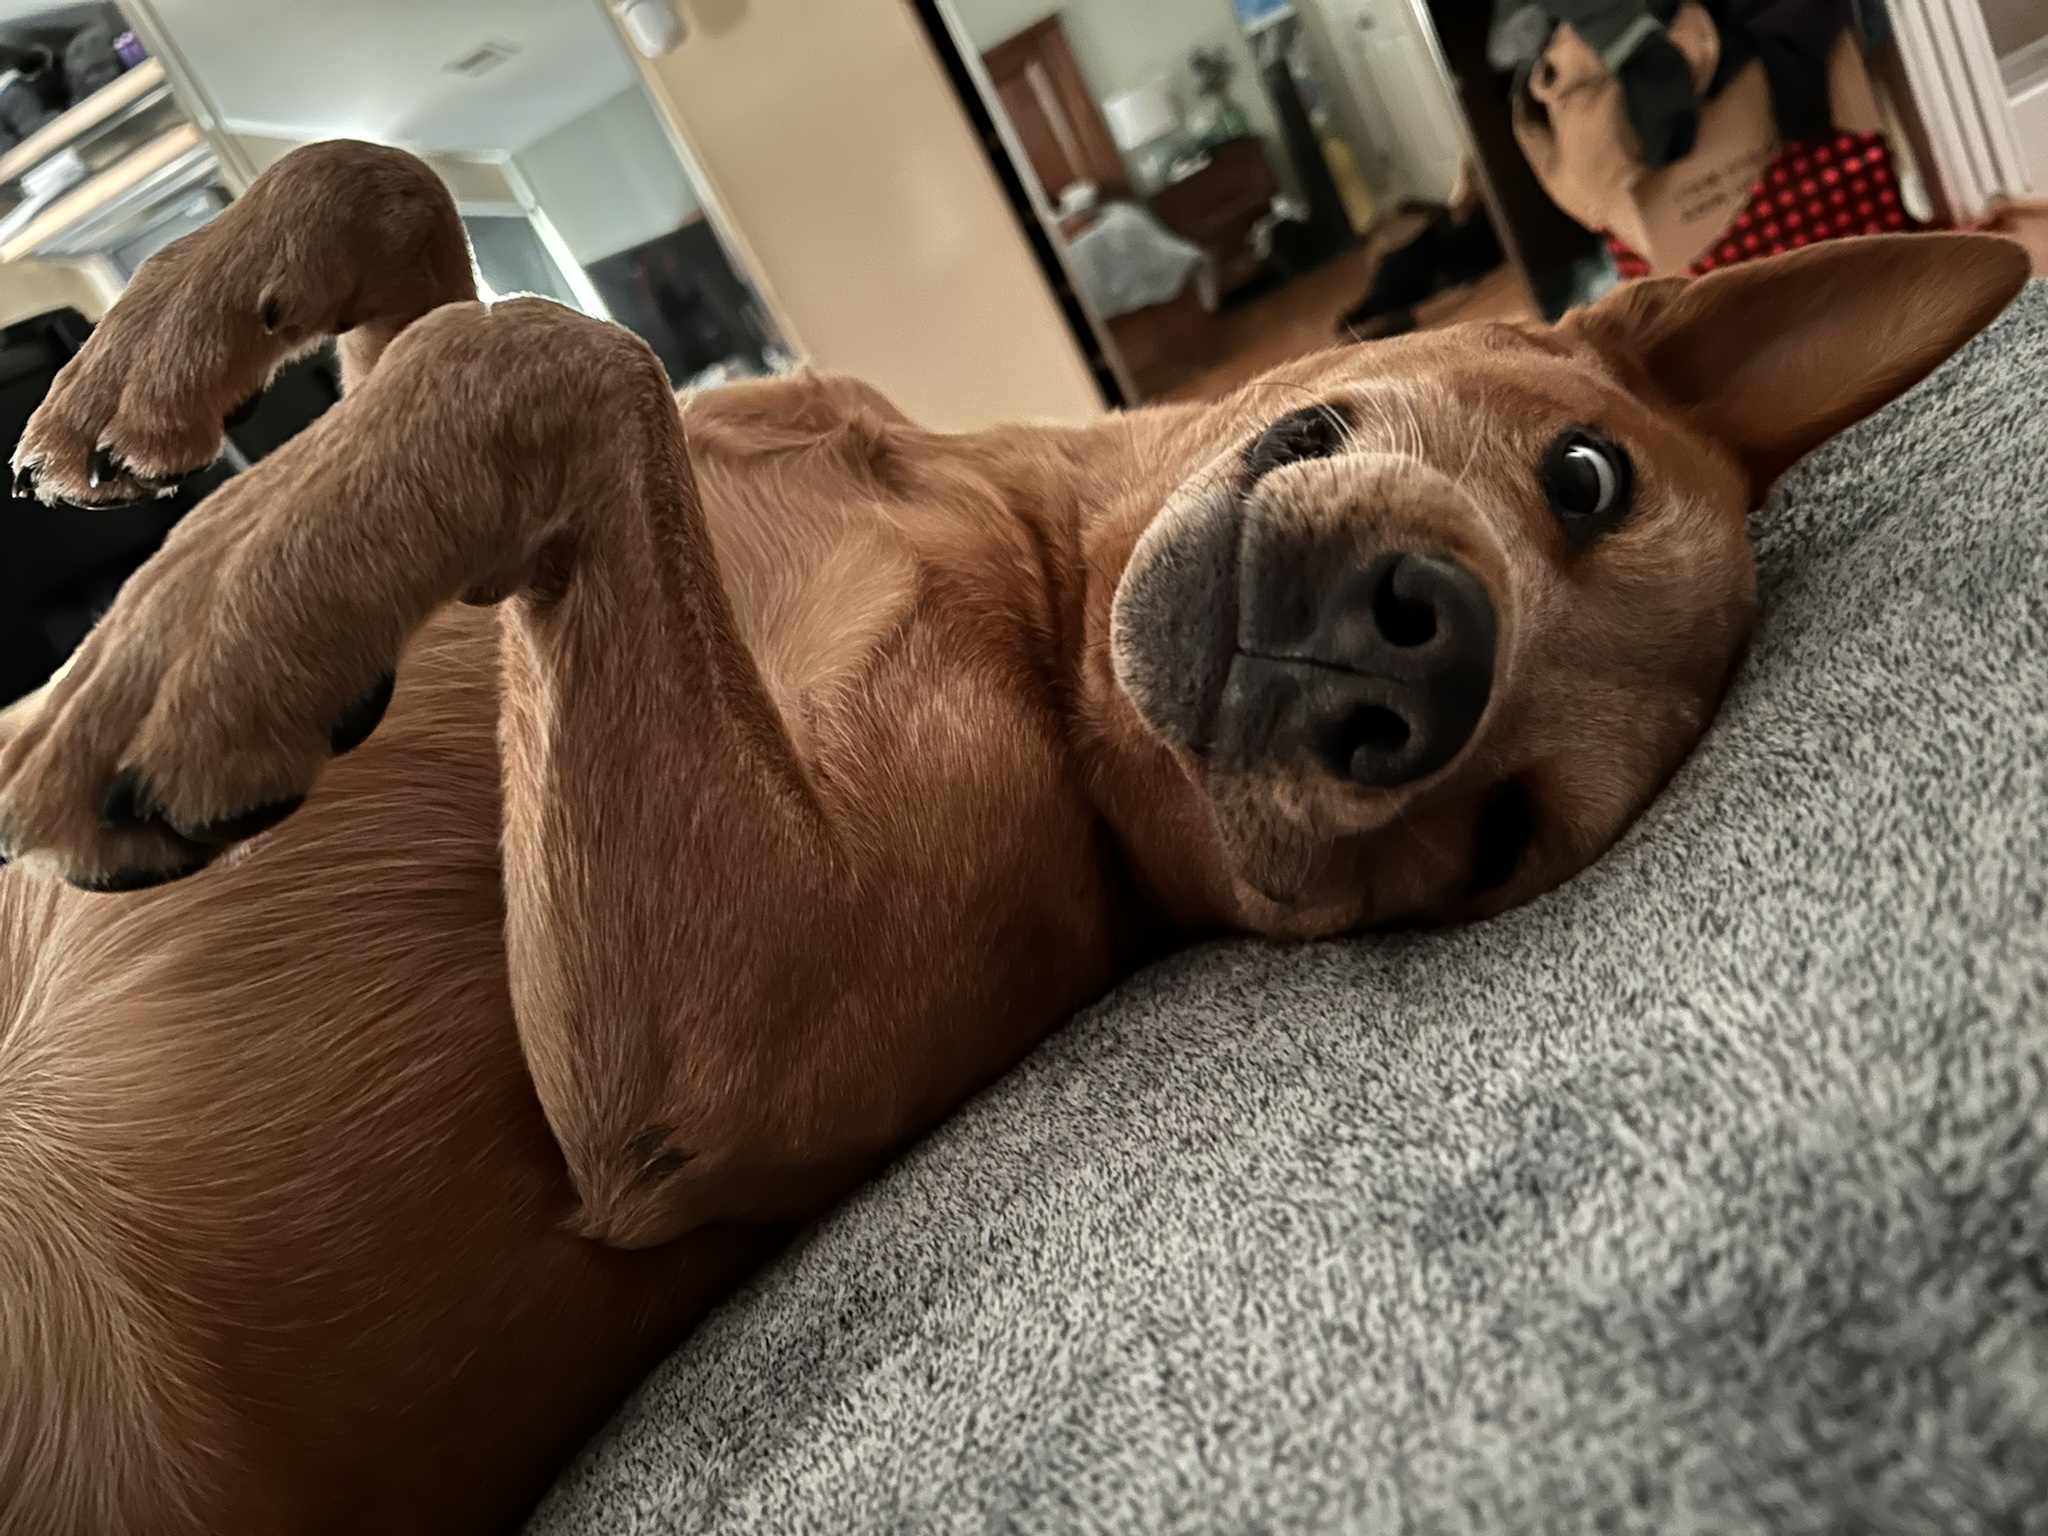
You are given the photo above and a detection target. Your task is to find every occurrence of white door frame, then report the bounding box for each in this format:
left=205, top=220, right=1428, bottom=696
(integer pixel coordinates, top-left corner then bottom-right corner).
left=2012, top=73, right=2048, bottom=191
left=1309, top=0, right=1466, bottom=203
left=1889, top=0, right=2033, bottom=215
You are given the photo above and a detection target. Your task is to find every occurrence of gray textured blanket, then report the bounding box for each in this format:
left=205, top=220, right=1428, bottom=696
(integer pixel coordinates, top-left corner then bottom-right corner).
left=533, top=283, right=2048, bottom=1534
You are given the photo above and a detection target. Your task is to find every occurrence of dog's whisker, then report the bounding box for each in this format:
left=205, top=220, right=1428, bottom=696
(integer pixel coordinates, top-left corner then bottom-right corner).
left=1358, top=390, right=1414, bottom=466
left=1453, top=431, right=1482, bottom=494
left=1227, top=378, right=1328, bottom=421
left=1385, top=797, right=1465, bottom=885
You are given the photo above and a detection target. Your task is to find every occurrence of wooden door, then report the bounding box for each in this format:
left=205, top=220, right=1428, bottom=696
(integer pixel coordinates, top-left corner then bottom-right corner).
left=981, top=16, right=1129, bottom=204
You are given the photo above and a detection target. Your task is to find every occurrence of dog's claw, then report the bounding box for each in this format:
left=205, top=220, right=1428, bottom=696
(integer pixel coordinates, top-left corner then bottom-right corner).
left=184, top=794, right=304, bottom=847
left=82, top=445, right=182, bottom=500
left=97, top=767, right=157, bottom=830
left=330, top=673, right=396, bottom=755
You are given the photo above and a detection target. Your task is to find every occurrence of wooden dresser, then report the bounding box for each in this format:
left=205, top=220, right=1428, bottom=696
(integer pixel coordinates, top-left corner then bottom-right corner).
left=1148, top=136, right=1281, bottom=295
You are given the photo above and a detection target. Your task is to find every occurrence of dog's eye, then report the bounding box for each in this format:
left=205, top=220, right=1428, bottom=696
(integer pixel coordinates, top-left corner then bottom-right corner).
left=1540, top=428, right=1631, bottom=544
left=1242, top=403, right=1353, bottom=484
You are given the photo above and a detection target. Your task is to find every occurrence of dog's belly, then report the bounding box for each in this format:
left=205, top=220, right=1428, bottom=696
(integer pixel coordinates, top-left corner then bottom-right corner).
left=0, top=606, right=773, bottom=1535
left=0, top=379, right=1103, bottom=1534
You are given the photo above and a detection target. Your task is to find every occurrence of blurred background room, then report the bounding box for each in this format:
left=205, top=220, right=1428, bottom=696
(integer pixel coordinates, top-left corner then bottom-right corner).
left=0, top=0, right=2039, bottom=701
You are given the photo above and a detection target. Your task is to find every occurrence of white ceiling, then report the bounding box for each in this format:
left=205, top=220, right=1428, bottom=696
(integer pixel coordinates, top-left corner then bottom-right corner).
left=145, top=0, right=639, bottom=155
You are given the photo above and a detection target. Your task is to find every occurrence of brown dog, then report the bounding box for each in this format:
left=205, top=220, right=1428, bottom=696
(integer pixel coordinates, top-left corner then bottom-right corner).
left=0, top=140, right=2027, bottom=1534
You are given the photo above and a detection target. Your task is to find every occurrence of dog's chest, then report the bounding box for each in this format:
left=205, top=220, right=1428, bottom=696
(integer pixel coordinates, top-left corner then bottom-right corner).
left=700, top=477, right=918, bottom=753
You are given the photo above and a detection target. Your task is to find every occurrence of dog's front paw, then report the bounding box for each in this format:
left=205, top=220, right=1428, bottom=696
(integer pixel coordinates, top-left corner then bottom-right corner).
left=11, top=246, right=274, bottom=508
left=0, top=495, right=398, bottom=892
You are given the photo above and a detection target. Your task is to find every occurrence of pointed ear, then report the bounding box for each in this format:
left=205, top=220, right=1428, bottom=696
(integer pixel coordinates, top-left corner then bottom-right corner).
left=1558, top=233, right=2031, bottom=502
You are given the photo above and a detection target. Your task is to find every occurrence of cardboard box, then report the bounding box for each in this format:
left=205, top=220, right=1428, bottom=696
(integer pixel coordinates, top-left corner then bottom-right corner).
left=1513, top=4, right=1881, bottom=276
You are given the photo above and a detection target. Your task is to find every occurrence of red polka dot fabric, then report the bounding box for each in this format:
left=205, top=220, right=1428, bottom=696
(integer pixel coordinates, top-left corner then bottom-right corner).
left=1604, top=130, right=1918, bottom=280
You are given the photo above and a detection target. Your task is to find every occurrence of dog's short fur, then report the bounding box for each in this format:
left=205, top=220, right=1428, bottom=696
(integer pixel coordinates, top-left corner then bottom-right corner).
left=0, top=141, right=2027, bottom=1534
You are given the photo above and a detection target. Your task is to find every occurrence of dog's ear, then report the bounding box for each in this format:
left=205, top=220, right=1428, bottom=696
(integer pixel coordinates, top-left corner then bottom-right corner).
left=1559, top=233, right=2031, bottom=501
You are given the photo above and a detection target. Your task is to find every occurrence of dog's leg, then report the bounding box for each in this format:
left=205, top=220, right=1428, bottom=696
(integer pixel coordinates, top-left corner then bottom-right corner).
left=12, top=139, right=473, bottom=505
left=0, top=293, right=1107, bottom=1249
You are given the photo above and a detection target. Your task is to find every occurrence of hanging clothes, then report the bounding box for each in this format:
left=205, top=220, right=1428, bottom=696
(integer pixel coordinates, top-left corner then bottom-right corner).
left=1510, top=5, right=1734, bottom=260
left=1512, top=0, right=1896, bottom=276
left=1849, top=0, right=1890, bottom=50
left=1702, top=0, right=1852, bottom=142
left=1494, top=0, right=1855, bottom=159
left=1546, top=1, right=1700, bottom=165
left=1489, top=3, right=1556, bottom=72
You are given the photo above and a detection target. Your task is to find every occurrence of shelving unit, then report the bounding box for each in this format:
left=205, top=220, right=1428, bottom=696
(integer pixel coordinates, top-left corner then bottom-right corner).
left=0, top=6, right=350, bottom=709
left=0, top=43, right=227, bottom=281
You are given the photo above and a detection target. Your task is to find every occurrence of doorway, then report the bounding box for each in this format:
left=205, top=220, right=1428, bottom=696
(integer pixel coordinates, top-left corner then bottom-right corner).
left=1313, top=0, right=1465, bottom=204
left=131, top=0, right=791, bottom=392
left=1980, top=0, right=2048, bottom=188
left=930, top=0, right=1533, bottom=404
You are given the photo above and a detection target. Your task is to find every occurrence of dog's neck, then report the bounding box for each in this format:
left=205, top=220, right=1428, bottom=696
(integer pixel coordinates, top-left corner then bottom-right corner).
left=696, top=372, right=1325, bottom=939
left=935, top=406, right=1270, bottom=940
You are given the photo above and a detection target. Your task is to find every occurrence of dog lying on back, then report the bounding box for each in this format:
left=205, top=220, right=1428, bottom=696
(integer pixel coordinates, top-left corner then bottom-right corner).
left=0, top=140, right=2026, bottom=1534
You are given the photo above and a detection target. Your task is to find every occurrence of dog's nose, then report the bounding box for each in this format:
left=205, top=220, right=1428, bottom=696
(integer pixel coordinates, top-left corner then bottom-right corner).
left=1213, top=549, right=1496, bottom=788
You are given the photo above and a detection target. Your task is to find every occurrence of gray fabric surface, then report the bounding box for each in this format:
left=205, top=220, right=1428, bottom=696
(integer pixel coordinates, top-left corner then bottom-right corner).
left=532, top=282, right=2048, bottom=1534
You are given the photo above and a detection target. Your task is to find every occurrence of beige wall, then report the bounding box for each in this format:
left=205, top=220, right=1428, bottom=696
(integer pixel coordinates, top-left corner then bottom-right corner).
left=613, top=0, right=1103, bottom=431
left=231, top=132, right=301, bottom=176
left=0, top=258, right=115, bottom=328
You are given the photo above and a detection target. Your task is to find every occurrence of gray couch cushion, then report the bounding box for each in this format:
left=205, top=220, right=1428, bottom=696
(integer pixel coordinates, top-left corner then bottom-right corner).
left=531, top=281, right=2048, bottom=1535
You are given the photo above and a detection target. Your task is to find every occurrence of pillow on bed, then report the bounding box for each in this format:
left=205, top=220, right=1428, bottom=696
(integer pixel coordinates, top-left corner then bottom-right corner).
left=532, top=281, right=2048, bottom=1535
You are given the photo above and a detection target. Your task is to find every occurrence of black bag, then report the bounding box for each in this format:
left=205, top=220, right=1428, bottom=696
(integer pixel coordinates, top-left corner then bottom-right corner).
left=61, top=21, right=121, bottom=100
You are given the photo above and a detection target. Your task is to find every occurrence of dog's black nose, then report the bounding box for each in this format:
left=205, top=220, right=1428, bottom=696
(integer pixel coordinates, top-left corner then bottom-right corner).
left=1212, top=549, right=1496, bottom=788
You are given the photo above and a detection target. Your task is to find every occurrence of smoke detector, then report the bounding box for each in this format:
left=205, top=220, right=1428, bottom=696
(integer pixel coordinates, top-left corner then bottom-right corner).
left=610, top=0, right=686, bottom=57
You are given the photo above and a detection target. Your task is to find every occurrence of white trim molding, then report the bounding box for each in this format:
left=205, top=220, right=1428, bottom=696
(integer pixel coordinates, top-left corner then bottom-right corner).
left=1888, top=0, right=2032, bottom=216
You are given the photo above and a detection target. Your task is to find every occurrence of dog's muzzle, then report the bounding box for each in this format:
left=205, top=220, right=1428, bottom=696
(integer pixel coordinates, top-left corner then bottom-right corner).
left=1111, top=488, right=1496, bottom=791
